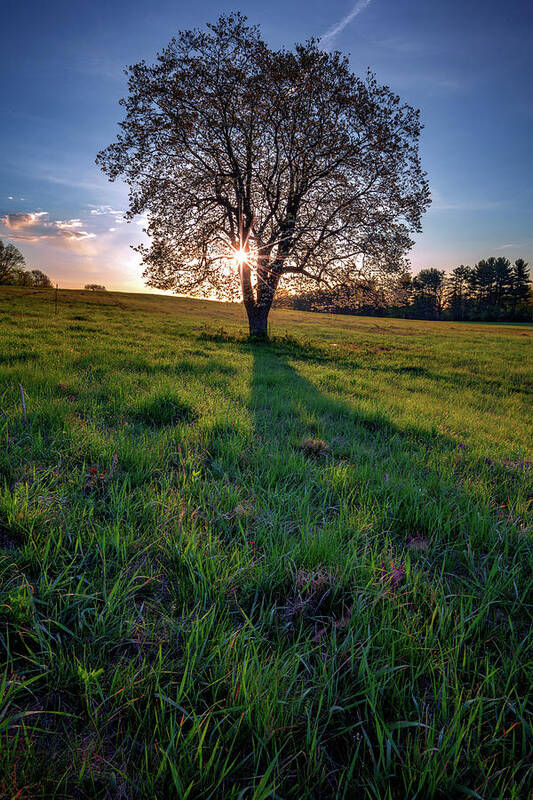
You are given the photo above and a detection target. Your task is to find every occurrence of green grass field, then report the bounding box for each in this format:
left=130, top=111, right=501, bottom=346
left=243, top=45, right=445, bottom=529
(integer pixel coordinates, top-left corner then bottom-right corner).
left=0, top=286, right=532, bottom=799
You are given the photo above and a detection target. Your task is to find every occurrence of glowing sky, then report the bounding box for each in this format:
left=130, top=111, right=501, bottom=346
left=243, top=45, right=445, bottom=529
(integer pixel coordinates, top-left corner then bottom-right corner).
left=2, top=0, right=532, bottom=291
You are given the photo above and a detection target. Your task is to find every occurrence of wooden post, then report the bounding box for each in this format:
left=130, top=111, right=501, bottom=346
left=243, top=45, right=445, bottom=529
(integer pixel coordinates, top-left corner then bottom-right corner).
left=54, top=283, right=58, bottom=315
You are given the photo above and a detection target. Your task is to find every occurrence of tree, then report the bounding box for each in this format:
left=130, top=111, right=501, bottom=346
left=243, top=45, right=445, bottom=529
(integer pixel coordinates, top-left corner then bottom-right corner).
left=412, top=268, right=445, bottom=318
left=29, top=270, right=52, bottom=288
left=492, top=257, right=512, bottom=313
left=388, top=271, right=413, bottom=317
left=15, top=270, right=34, bottom=287
left=447, top=265, right=472, bottom=320
left=84, top=284, right=107, bottom=291
left=284, top=276, right=388, bottom=315
left=0, top=240, right=25, bottom=284
left=467, top=256, right=518, bottom=319
left=97, top=13, right=430, bottom=338
left=510, top=258, right=530, bottom=318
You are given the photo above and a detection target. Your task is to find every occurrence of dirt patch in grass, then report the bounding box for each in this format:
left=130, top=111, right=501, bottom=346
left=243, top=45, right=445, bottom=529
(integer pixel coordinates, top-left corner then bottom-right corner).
left=300, top=437, right=330, bottom=459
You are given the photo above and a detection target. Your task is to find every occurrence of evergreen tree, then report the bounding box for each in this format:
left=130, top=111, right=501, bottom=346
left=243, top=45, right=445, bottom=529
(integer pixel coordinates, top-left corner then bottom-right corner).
left=510, top=259, right=531, bottom=318
left=470, top=259, right=495, bottom=317
left=412, top=268, right=446, bottom=319
left=447, top=265, right=472, bottom=320
left=492, top=257, right=513, bottom=314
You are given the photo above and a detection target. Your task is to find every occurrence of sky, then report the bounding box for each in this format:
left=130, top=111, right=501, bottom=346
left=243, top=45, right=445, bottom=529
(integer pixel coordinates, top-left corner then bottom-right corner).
left=1, top=0, right=532, bottom=291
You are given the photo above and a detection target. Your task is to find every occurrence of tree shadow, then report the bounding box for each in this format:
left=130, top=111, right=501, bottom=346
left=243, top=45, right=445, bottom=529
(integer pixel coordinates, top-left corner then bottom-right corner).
left=243, top=341, right=524, bottom=605
left=239, top=342, right=531, bottom=796
left=198, top=325, right=530, bottom=401
left=194, top=333, right=526, bottom=623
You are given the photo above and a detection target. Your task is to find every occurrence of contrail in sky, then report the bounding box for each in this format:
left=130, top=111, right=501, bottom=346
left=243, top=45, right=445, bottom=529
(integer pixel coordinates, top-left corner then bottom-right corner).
left=320, top=0, right=373, bottom=50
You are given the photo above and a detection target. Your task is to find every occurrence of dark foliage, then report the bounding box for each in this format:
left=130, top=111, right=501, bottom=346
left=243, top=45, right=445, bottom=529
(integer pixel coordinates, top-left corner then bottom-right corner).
left=0, top=242, right=52, bottom=288
left=277, top=256, right=532, bottom=321
left=97, top=13, right=430, bottom=336
left=0, top=240, right=25, bottom=284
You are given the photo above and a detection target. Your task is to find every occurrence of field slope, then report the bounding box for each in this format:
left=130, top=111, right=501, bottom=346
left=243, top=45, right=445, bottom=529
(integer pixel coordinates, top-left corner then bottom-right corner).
left=0, top=286, right=532, bottom=799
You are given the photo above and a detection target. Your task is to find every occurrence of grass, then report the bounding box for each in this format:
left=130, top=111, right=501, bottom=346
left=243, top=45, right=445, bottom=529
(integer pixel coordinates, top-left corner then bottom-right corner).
left=0, top=285, right=531, bottom=799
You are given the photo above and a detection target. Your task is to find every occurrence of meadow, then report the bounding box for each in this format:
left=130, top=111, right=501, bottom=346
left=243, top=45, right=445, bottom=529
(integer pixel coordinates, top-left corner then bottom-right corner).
left=0, top=285, right=531, bottom=799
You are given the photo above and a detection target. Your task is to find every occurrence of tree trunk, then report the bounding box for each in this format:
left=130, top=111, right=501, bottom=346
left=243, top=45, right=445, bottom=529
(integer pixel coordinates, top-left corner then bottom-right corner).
left=247, top=305, right=269, bottom=338
left=241, top=258, right=280, bottom=340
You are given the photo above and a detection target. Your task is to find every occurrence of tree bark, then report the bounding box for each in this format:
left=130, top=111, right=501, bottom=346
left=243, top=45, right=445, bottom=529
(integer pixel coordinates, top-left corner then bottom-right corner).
left=242, top=259, right=280, bottom=339
left=247, top=305, right=270, bottom=338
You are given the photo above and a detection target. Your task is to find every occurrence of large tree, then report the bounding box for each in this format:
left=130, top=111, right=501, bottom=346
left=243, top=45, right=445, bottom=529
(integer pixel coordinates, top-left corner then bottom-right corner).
left=0, top=240, right=25, bottom=285
left=97, top=13, right=430, bottom=337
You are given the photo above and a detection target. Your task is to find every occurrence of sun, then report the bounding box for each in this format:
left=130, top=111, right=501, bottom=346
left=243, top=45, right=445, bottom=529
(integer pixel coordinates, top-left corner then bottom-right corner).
left=231, top=247, right=249, bottom=268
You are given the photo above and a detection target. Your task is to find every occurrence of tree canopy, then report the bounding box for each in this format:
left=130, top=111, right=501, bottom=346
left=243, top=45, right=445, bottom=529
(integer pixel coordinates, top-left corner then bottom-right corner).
left=28, top=270, right=53, bottom=288
left=0, top=241, right=52, bottom=288
left=97, top=13, right=430, bottom=336
left=0, top=240, right=25, bottom=284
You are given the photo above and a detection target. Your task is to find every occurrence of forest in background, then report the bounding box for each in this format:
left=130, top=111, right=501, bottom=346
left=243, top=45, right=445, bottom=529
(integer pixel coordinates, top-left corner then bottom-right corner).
left=276, top=257, right=532, bottom=322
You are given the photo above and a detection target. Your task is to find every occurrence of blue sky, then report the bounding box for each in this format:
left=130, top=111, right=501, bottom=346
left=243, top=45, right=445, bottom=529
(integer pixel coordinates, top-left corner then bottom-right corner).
left=1, top=0, right=532, bottom=290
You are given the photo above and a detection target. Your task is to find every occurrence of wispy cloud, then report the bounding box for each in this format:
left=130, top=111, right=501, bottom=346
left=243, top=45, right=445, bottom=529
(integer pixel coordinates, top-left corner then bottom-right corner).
left=320, top=0, right=373, bottom=51
left=89, top=204, right=124, bottom=217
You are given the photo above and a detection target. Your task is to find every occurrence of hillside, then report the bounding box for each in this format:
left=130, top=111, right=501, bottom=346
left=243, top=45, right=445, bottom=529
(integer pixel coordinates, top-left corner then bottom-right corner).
left=0, top=286, right=531, bottom=798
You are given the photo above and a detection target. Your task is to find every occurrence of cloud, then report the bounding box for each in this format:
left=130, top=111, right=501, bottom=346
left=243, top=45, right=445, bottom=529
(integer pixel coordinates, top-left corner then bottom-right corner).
left=10, top=217, right=150, bottom=291
left=320, top=0, right=373, bottom=50
left=0, top=211, right=96, bottom=245
left=89, top=204, right=124, bottom=217
left=55, top=218, right=83, bottom=229
left=2, top=212, right=48, bottom=230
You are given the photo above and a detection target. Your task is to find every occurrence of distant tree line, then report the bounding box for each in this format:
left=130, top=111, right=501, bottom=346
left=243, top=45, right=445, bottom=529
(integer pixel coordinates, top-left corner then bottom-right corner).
left=4, top=268, right=53, bottom=288
left=84, top=284, right=107, bottom=291
left=275, top=257, right=532, bottom=321
left=0, top=240, right=52, bottom=287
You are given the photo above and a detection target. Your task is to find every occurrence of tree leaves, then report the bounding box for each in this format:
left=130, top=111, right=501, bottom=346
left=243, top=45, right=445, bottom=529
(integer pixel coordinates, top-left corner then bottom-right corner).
left=97, top=13, right=430, bottom=327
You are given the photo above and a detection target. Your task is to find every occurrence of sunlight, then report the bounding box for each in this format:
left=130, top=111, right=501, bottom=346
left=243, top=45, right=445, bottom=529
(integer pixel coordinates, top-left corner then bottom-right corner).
left=231, top=247, right=249, bottom=269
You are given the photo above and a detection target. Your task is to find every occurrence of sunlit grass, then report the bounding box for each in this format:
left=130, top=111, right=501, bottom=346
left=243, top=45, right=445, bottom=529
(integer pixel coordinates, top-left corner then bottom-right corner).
left=0, top=286, right=531, bottom=798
